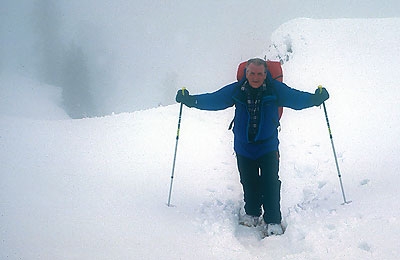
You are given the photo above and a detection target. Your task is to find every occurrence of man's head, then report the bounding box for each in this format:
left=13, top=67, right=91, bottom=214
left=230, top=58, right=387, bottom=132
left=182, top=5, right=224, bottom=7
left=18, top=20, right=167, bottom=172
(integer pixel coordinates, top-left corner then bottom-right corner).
left=246, top=58, right=267, bottom=89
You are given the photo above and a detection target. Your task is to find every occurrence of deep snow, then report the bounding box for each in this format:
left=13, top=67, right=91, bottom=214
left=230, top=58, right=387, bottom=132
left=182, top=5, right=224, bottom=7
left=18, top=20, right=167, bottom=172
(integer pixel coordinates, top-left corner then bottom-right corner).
left=1, top=18, right=400, bottom=259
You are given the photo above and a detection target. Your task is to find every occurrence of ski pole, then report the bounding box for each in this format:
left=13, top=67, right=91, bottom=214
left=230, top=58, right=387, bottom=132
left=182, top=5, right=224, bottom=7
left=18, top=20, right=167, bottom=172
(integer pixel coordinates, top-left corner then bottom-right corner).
left=318, top=85, right=351, bottom=205
left=167, top=88, right=185, bottom=207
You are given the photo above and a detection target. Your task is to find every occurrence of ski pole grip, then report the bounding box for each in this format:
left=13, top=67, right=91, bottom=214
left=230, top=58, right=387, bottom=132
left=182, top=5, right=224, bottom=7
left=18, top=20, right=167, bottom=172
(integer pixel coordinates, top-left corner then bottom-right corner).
left=318, top=85, right=323, bottom=94
left=181, top=87, right=186, bottom=95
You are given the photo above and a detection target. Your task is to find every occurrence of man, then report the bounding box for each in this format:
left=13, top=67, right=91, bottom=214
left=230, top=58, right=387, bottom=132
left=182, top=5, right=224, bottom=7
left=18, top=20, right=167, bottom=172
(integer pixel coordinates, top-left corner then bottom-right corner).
left=175, top=58, right=329, bottom=236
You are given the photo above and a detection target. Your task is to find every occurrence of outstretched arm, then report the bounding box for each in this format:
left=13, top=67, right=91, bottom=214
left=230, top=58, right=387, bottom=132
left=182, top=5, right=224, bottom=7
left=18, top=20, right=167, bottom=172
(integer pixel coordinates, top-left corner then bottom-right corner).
left=175, top=82, right=237, bottom=111
left=274, top=81, right=329, bottom=110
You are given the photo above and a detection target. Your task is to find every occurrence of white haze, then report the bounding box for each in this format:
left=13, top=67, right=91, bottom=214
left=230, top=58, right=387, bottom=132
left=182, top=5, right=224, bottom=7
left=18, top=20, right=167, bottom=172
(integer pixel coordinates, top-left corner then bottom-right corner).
left=1, top=0, right=400, bottom=118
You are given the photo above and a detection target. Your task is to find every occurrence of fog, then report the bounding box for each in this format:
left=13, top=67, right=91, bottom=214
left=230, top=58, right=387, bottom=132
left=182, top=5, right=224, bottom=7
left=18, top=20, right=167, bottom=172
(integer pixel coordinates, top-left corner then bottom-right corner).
left=1, top=0, right=399, bottom=118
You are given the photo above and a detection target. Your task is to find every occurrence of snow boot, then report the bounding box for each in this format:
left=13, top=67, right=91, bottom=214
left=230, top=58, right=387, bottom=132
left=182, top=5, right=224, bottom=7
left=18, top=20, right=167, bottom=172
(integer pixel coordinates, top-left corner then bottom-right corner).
left=238, top=207, right=260, bottom=227
left=263, top=223, right=284, bottom=237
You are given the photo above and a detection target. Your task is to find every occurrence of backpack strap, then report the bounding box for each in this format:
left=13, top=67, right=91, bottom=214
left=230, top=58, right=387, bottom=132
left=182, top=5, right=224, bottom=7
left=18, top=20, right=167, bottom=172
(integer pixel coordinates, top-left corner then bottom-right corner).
left=228, top=117, right=235, bottom=130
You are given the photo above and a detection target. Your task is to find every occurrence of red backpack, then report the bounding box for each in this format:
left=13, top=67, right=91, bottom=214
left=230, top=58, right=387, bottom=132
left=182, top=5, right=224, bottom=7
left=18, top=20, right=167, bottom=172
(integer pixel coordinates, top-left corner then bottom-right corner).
left=236, top=60, right=284, bottom=119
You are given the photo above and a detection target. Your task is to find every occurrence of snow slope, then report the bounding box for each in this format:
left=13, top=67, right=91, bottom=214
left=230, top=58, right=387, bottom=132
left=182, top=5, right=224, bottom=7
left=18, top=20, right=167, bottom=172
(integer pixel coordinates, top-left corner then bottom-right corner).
left=1, top=18, right=400, bottom=259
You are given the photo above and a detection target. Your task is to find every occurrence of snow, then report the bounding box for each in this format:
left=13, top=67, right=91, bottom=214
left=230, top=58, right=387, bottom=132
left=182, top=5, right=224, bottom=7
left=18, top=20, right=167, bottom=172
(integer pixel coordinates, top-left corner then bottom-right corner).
left=1, top=18, right=400, bottom=259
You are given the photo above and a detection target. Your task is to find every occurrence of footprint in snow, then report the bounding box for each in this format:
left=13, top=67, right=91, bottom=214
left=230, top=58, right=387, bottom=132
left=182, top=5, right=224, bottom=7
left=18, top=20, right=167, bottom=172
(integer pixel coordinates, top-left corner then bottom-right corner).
left=358, top=241, right=372, bottom=252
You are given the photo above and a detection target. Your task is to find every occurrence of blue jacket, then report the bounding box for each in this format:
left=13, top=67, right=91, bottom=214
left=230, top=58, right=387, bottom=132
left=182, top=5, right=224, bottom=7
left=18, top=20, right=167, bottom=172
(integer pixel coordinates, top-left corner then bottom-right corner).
left=193, top=72, right=316, bottom=159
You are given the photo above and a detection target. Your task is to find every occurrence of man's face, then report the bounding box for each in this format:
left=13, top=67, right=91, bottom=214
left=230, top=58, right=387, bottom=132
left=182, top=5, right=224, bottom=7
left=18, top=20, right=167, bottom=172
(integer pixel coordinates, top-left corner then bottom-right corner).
left=246, top=63, right=267, bottom=88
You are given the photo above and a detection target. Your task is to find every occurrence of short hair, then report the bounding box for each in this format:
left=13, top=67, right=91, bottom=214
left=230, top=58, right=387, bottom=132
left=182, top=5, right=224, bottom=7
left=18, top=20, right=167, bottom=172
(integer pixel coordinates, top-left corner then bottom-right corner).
left=246, top=58, right=267, bottom=73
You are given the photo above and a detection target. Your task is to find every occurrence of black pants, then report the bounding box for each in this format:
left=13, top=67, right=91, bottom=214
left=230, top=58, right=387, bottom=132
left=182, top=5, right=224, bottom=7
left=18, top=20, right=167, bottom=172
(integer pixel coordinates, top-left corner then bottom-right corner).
left=236, top=151, right=282, bottom=224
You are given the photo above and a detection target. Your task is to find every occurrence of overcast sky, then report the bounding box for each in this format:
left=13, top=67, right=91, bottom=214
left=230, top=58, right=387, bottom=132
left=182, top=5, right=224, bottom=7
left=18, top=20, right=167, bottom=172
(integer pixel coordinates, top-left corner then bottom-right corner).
left=1, top=0, right=400, bottom=117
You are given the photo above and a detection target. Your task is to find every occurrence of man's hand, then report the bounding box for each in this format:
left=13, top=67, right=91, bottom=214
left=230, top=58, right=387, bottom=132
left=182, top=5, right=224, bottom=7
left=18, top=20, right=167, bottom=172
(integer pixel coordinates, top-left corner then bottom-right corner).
left=313, top=87, right=329, bottom=106
left=175, top=89, right=197, bottom=107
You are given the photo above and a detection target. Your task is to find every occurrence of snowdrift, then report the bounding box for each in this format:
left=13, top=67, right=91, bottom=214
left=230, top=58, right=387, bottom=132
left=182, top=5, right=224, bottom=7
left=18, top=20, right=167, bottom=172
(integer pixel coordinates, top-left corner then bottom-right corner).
left=1, top=18, right=400, bottom=259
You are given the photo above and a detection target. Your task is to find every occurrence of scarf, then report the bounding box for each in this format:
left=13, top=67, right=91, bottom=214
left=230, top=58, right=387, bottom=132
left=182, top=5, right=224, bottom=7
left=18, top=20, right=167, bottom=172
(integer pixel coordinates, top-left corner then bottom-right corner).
left=245, top=82, right=267, bottom=142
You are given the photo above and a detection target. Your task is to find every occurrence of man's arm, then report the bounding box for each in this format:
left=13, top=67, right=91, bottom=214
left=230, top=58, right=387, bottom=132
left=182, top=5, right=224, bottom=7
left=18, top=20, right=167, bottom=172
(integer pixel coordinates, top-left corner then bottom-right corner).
left=176, top=82, right=238, bottom=111
left=273, top=80, right=329, bottom=110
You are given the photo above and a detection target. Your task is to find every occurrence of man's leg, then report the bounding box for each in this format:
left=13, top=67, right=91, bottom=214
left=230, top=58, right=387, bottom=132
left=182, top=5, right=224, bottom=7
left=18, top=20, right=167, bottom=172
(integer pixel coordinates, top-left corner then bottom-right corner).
left=236, top=154, right=262, bottom=217
left=258, top=151, right=282, bottom=224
